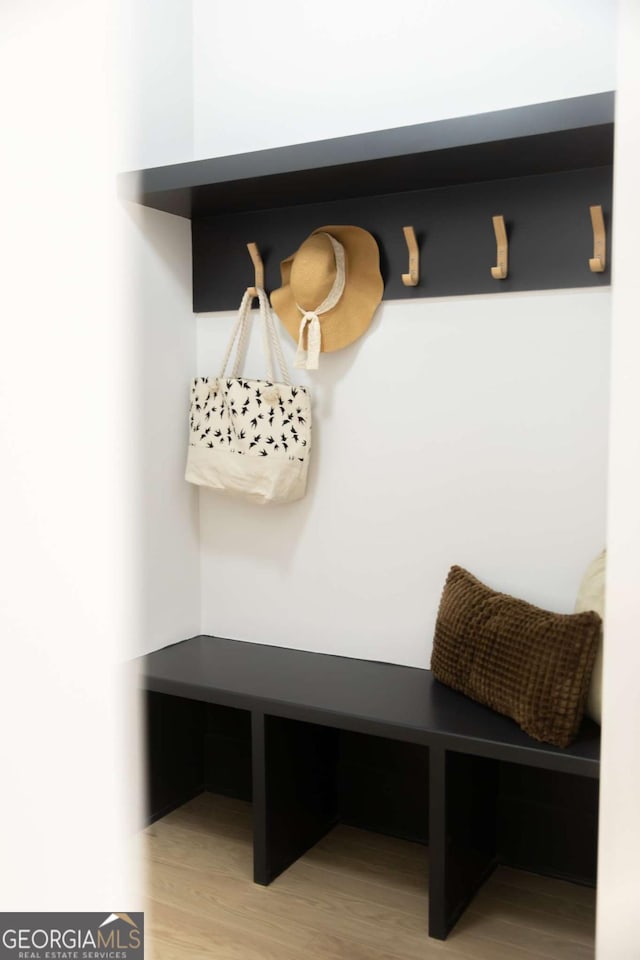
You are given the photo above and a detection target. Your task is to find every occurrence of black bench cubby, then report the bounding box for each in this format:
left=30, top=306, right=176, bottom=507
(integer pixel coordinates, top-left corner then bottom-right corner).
left=141, top=635, right=599, bottom=941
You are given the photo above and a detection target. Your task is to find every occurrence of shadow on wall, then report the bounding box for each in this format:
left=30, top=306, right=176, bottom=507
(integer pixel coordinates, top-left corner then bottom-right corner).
left=197, top=306, right=375, bottom=573
left=124, top=201, right=201, bottom=656
left=196, top=290, right=611, bottom=666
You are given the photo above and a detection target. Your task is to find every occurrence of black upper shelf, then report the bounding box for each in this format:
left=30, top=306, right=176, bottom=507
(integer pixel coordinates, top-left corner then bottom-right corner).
left=119, top=92, right=614, bottom=220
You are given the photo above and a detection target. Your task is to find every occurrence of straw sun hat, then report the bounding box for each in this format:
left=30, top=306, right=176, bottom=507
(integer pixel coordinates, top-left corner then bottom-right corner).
left=270, top=225, right=384, bottom=370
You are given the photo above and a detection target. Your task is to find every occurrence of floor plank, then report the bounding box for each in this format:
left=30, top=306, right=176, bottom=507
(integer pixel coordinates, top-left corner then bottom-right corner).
left=495, top=866, right=597, bottom=909
left=145, top=899, right=311, bottom=960
left=143, top=793, right=595, bottom=960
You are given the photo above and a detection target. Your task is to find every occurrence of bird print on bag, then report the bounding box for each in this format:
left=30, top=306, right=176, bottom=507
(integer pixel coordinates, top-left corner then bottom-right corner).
left=188, top=376, right=310, bottom=463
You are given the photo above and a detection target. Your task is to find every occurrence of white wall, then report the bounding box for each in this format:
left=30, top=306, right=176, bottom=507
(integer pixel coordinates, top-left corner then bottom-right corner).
left=193, top=0, right=616, bottom=157
left=118, top=0, right=193, bottom=169
left=122, top=202, right=201, bottom=657
left=115, top=0, right=201, bottom=657
left=596, top=0, right=640, bottom=955
left=198, top=289, right=610, bottom=666
left=192, top=0, right=615, bottom=667
left=0, top=0, right=199, bottom=914
left=0, top=0, right=138, bottom=911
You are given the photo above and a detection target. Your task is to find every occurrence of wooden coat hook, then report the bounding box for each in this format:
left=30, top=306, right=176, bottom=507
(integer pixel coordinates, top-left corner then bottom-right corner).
left=246, top=242, right=264, bottom=296
left=401, top=226, right=419, bottom=286
left=491, top=215, right=508, bottom=280
left=589, top=205, right=606, bottom=272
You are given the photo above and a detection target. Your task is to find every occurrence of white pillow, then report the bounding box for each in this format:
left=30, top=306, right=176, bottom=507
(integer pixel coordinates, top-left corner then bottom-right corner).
left=575, top=550, right=606, bottom=724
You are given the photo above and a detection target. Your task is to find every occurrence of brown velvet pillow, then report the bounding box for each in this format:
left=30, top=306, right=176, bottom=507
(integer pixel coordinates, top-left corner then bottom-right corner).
left=431, top=566, right=601, bottom=747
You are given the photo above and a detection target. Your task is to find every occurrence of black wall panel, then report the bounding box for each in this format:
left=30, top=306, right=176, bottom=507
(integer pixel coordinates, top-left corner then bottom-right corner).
left=338, top=731, right=430, bottom=845
left=192, top=166, right=612, bottom=312
left=145, top=691, right=206, bottom=823
left=204, top=703, right=253, bottom=802
left=497, top=762, right=599, bottom=885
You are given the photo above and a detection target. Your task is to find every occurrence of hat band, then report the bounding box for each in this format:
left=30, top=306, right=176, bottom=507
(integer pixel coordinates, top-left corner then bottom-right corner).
left=294, top=233, right=346, bottom=370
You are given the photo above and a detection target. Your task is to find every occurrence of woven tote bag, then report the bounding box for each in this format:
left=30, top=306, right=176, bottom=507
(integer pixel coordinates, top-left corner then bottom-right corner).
left=185, top=288, right=311, bottom=504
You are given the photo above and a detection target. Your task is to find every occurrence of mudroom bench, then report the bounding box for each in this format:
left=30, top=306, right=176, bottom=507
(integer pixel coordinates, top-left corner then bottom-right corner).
left=141, top=634, right=600, bottom=941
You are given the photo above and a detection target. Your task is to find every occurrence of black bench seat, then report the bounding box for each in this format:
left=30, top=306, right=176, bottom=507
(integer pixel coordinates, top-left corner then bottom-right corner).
left=140, top=634, right=600, bottom=940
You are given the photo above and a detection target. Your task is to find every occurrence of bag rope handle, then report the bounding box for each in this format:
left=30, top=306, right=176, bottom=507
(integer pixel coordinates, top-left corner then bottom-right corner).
left=262, top=291, right=292, bottom=386
left=218, top=289, right=252, bottom=379
left=218, top=288, right=291, bottom=386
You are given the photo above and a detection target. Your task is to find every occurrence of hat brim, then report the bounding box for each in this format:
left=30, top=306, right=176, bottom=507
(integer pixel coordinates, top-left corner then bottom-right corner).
left=270, top=225, right=384, bottom=353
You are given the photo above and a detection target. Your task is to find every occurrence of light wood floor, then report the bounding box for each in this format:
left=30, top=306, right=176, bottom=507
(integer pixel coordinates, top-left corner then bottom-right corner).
left=142, top=793, right=595, bottom=960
